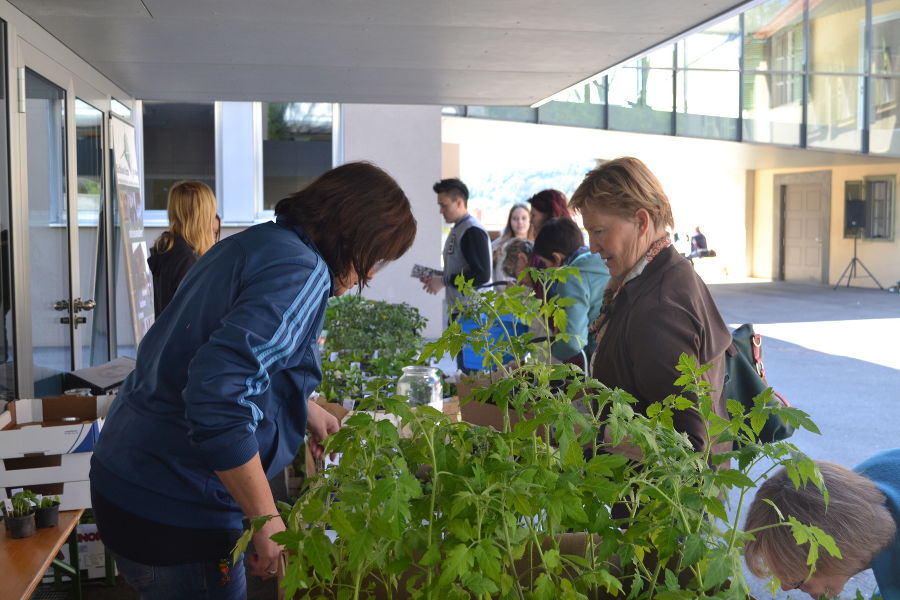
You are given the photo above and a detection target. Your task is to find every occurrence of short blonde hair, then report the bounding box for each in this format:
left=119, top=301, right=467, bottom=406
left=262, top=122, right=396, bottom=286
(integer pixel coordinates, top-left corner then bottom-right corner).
left=569, top=157, right=674, bottom=230
left=154, top=181, right=218, bottom=256
left=744, top=462, right=895, bottom=583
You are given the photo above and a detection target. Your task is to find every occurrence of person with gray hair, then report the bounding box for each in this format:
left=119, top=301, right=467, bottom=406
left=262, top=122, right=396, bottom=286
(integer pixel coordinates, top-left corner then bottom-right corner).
left=502, top=238, right=534, bottom=281
left=744, top=450, right=900, bottom=599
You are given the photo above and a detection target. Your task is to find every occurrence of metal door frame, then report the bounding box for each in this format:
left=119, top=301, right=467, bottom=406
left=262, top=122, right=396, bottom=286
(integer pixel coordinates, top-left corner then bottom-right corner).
left=8, top=37, right=112, bottom=396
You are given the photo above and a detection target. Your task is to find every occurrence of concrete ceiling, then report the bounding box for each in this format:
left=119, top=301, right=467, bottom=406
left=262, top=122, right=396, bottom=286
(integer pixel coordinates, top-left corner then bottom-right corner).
left=12, top=0, right=749, bottom=105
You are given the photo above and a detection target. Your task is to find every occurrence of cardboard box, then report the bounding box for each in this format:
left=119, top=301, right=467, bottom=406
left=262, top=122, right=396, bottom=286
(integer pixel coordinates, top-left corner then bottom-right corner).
left=0, top=395, right=113, bottom=459
left=0, top=452, right=91, bottom=486
left=43, top=523, right=115, bottom=582
left=456, top=371, right=535, bottom=431
left=2, top=479, right=91, bottom=510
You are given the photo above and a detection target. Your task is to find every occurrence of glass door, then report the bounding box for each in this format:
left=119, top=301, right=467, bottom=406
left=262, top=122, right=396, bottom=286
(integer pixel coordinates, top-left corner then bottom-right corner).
left=25, top=68, right=72, bottom=396
left=75, top=99, right=108, bottom=367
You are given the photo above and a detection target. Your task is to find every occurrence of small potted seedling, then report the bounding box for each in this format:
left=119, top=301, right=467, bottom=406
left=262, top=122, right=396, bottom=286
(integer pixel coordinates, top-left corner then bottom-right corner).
left=34, top=494, right=61, bottom=528
left=3, top=490, right=37, bottom=539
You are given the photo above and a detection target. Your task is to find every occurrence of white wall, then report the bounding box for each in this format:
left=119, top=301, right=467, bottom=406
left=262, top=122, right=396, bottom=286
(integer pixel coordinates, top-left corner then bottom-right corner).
left=340, top=104, right=444, bottom=338
left=443, top=117, right=751, bottom=278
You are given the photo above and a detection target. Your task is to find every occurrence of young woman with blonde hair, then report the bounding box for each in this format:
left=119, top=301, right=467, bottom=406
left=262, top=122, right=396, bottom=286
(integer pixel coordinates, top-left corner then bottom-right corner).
left=148, top=180, right=219, bottom=316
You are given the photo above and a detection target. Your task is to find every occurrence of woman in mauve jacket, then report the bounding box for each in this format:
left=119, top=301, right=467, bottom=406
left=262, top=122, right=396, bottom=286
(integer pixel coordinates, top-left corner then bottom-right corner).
left=569, top=156, right=732, bottom=460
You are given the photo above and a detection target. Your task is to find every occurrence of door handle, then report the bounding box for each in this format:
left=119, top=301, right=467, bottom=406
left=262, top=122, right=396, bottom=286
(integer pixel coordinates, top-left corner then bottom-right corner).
left=73, top=298, right=96, bottom=312
left=52, top=299, right=69, bottom=311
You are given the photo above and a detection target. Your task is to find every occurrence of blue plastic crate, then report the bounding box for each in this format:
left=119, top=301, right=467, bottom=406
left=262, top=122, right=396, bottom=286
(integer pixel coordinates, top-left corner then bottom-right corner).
left=458, top=313, right=529, bottom=372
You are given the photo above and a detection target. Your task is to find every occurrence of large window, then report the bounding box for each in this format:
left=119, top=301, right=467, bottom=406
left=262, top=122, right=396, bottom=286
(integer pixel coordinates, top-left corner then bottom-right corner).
left=538, top=78, right=606, bottom=129
left=262, top=103, right=333, bottom=211
left=675, top=17, right=741, bottom=140
left=608, top=47, right=675, bottom=134
left=142, top=102, right=216, bottom=212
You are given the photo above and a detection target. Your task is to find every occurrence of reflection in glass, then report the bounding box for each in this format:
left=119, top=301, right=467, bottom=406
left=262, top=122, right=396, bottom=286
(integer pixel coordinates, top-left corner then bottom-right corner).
left=466, top=106, right=537, bottom=123
left=810, top=0, right=865, bottom=73
left=873, top=2, right=900, bottom=75
left=678, top=17, right=740, bottom=70
left=806, top=75, right=862, bottom=151
left=539, top=78, right=606, bottom=128
left=262, top=102, right=333, bottom=211
left=0, top=23, right=12, bottom=403
left=640, top=44, right=675, bottom=69
left=744, top=0, right=804, bottom=72
left=608, top=67, right=674, bottom=134
left=26, top=69, right=69, bottom=396
left=75, top=99, right=110, bottom=366
left=110, top=99, right=132, bottom=120
left=742, top=71, right=803, bottom=145
left=869, top=76, right=900, bottom=154
left=143, top=102, right=216, bottom=211
left=676, top=70, right=739, bottom=139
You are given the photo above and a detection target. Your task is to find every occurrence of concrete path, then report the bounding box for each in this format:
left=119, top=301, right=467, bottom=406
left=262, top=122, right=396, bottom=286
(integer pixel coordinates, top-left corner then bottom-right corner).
left=709, top=280, right=900, bottom=599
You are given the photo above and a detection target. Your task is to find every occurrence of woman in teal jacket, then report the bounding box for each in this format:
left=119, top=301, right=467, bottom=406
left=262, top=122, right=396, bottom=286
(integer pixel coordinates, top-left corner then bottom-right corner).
left=533, top=217, right=610, bottom=364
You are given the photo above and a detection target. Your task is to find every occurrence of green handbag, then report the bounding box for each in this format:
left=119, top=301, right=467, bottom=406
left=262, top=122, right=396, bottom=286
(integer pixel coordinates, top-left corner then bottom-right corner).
left=723, top=324, right=795, bottom=445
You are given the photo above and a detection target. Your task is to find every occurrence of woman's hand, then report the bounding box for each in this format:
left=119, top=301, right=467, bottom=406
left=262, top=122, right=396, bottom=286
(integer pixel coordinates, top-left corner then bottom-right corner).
left=307, top=400, right=341, bottom=461
left=214, top=454, right=284, bottom=578
left=248, top=517, right=286, bottom=579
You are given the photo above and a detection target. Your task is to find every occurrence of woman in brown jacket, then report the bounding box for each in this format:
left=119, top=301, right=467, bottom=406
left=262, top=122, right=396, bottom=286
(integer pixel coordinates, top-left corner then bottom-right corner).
left=569, top=157, right=732, bottom=459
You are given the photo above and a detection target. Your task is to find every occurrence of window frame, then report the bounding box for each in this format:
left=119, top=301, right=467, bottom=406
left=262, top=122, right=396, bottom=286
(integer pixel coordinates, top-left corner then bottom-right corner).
left=843, top=175, right=896, bottom=240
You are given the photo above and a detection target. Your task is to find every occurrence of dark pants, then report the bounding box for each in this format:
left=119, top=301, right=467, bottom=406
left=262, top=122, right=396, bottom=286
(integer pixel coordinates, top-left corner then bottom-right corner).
left=113, top=551, right=247, bottom=600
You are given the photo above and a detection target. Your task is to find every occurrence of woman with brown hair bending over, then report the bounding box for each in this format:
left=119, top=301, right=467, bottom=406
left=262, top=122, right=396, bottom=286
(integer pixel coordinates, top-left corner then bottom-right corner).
left=148, top=180, right=219, bottom=317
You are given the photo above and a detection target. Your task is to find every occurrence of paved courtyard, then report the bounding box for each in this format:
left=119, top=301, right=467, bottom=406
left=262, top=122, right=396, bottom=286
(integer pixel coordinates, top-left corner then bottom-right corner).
left=709, top=280, right=900, bottom=599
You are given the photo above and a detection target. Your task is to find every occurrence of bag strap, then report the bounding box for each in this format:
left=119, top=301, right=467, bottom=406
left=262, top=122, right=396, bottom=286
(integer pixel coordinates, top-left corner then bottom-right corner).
left=751, top=333, right=765, bottom=378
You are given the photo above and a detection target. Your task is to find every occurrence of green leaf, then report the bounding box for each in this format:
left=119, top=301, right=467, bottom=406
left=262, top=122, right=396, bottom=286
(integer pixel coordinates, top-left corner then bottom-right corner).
left=533, top=573, right=556, bottom=600
left=327, top=506, right=356, bottom=540
left=420, top=543, right=441, bottom=567
left=543, top=548, right=561, bottom=571
left=302, top=528, right=333, bottom=581
left=461, top=572, right=499, bottom=596
left=704, top=553, right=731, bottom=589
left=725, top=398, right=745, bottom=418
left=681, top=532, right=705, bottom=567
left=664, top=568, right=679, bottom=591
left=439, top=543, right=474, bottom=586
left=704, top=497, right=728, bottom=523
left=714, top=469, right=756, bottom=489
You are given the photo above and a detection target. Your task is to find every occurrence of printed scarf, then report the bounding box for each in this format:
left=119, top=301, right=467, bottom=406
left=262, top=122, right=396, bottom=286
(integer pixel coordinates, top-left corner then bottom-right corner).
left=588, top=233, right=672, bottom=344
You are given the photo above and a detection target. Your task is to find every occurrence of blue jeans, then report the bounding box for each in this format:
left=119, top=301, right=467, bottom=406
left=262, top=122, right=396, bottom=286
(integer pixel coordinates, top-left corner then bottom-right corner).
left=113, top=551, right=247, bottom=600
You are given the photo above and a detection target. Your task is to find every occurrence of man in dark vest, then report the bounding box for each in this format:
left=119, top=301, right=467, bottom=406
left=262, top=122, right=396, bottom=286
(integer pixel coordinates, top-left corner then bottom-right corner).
left=421, top=178, right=492, bottom=368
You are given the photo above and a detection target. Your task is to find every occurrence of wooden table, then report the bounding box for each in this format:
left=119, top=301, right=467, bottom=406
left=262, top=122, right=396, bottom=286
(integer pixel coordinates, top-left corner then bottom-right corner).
left=1, top=508, right=83, bottom=600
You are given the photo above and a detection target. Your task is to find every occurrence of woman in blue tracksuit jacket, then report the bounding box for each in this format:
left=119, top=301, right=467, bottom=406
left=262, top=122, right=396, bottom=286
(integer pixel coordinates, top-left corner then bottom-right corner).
left=90, top=162, right=416, bottom=598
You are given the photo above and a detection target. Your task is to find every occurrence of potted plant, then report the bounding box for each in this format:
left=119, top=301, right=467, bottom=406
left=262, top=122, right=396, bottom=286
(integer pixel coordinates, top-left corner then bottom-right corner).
left=240, top=270, right=834, bottom=599
left=34, top=494, right=61, bottom=528
left=3, top=490, right=37, bottom=539
left=318, top=295, right=428, bottom=405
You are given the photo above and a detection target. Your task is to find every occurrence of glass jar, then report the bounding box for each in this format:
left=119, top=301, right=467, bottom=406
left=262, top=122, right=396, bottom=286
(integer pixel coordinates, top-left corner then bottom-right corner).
left=396, top=366, right=443, bottom=411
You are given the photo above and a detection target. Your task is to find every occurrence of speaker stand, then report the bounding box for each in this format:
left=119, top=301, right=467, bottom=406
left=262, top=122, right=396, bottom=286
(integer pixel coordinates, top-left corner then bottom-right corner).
left=833, top=233, right=884, bottom=290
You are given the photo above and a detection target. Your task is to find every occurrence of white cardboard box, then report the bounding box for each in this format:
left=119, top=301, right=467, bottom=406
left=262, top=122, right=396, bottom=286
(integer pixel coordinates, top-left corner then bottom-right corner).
left=0, top=395, right=112, bottom=459
left=0, top=452, right=92, bottom=486
left=1, top=479, right=90, bottom=510
left=43, top=523, right=115, bottom=582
